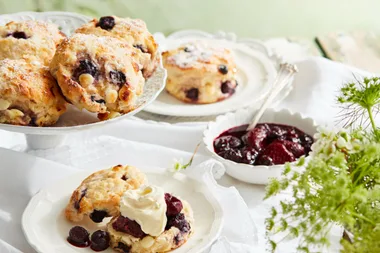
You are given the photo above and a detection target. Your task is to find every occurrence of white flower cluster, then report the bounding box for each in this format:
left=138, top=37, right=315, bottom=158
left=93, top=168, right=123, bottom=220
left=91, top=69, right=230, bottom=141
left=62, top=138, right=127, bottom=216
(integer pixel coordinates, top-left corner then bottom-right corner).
left=311, top=126, right=363, bottom=160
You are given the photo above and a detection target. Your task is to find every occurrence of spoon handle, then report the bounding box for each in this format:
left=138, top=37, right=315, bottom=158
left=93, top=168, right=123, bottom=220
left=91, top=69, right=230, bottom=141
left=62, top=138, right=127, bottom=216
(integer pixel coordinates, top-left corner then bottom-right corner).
left=247, top=63, right=298, bottom=131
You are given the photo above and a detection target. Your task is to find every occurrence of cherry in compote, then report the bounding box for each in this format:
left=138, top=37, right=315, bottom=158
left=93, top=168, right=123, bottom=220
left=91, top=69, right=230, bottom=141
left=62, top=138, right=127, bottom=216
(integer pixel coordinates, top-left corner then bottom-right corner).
left=90, top=230, right=110, bottom=251
left=213, top=123, right=314, bottom=166
left=67, top=226, right=90, bottom=248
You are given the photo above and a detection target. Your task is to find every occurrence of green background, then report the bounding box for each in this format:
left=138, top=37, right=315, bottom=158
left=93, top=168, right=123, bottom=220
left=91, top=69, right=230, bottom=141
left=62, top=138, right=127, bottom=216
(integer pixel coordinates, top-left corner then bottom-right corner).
left=0, top=0, right=379, bottom=38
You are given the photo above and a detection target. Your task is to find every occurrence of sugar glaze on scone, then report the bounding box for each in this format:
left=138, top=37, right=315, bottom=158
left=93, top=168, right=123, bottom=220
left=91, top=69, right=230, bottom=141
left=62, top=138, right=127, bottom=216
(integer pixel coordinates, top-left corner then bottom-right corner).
left=0, top=20, right=65, bottom=65
left=107, top=186, right=194, bottom=253
left=75, top=16, right=158, bottom=79
left=65, top=165, right=147, bottom=223
left=0, top=59, right=66, bottom=126
left=162, top=41, right=238, bottom=104
left=50, top=34, right=145, bottom=116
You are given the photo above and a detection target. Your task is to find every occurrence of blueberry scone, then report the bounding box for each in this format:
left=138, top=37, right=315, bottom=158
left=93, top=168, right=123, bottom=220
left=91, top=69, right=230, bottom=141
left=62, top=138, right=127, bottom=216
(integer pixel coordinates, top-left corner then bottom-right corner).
left=65, top=165, right=147, bottom=223
left=0, top=59, right=66, bottom=126
left=107, top=186, right=194, bottom=253
left=75, top=16, right=158, bottom=78
left=0, top=20, right=65, bottom=65
left=162, top=42, right=238, bottom=104
left=50, top=34, right=145, bottom=117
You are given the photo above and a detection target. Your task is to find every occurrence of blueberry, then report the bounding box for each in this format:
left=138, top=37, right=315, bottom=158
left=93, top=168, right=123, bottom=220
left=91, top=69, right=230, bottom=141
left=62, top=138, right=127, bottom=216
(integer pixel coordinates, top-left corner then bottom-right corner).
left=90, top=230, right=110, bottom=251
left=97, top=16, right=115, bottom=30
left=174, top=233, right=183, bottom=245
left=90, top=210, right=108, bottom=223
left=116, top=242, right=131, bottom=253
left=218, top=65, right=228, bottom=74
left=90, top=95, right=105, bottom=104
left=221, top=81, right=235, bottom=94
left=166, top=213, right=190, bottom=232
left=185, top=88, right=199, bottom=101
left=75, top=59, right=98, bottom=80
left=133, top=44, right=148, bottom=53
left=121, top=175, right=128, bottom=181
left=183, top=47, right=192, bottom=53
left=11, top=31, right=27, bottom=39
left=109, top=70, right=126, bottom=86
left=74, top=189, right=87, bottom=210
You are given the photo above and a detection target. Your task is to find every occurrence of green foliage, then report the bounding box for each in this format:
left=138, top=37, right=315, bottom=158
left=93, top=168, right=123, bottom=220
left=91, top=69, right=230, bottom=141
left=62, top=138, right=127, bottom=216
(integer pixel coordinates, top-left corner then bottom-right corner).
left=265, top=77, right=380, bottom=252
left=172, top=143, right=200, bottom=171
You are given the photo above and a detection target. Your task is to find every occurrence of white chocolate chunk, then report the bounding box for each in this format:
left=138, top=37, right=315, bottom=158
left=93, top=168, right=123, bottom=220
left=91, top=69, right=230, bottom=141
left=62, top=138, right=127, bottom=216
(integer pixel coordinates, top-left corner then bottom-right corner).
left=7, top=109, right=24, bottom=119
left=140, top=236, right=155, bottom=248
left=79, top=73, right=94, bottom=88
left=105, top=89, right=118, bottom=104
left=0, top=99, right=10, bottom=110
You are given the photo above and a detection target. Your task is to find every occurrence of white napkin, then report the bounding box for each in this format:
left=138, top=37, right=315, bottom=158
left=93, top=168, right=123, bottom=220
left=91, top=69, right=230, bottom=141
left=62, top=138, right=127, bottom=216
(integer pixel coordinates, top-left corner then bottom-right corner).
left=0, top=148, right=78, bottom=253
left=275, top=57, right=376, bottom=127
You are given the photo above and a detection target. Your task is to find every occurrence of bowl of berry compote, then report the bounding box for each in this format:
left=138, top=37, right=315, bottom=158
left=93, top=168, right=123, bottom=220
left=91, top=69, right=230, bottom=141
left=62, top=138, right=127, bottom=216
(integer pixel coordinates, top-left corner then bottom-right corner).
left=203, top=108, right=318, bottom=184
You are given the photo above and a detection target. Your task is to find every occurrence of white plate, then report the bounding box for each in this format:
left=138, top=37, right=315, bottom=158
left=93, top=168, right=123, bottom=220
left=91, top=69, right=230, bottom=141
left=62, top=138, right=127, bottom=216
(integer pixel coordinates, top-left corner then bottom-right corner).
left=0, top=12, right=167, bottom=134
left=22, top=167, right=224, bottom=253
left=143, top=30, right=279, bottom=117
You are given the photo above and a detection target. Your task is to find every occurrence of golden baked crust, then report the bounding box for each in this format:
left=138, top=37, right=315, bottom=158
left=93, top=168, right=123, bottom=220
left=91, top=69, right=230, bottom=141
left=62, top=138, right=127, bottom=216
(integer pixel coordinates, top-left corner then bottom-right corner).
left=162, top=42, right=238, bottom=104
left=0, top=59, right=66, bottom=126
left=50, top=33, right=145, bottom=116
left=75, top=16, right=158, bottom=78
left=0, top=20, right=65, bottom=65
left=65, top=165, right=147, bottom=223
left=108, top=200, right=194, bottom=253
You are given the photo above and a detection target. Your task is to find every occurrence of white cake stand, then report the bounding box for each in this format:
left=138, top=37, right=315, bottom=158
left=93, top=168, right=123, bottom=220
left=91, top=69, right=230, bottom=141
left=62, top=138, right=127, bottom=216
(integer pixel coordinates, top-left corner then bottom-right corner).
left=0, top=11, right=167, bottom=149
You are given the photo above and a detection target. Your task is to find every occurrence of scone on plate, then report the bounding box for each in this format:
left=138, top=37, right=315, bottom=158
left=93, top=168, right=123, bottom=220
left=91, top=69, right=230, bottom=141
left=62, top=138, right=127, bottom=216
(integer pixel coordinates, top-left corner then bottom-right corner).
left=50, top=33, right=145, bottom=117
left=75, top=16, right=159, bottom=79
left=107, top=185, right=194, bottom=253
left=65, top=165, right=147, bottom=223
left=0, top=20, right=65, bottom=65
left=162, top=42, right=238, bottom=104
left=0, top=59, right=66, bottom=126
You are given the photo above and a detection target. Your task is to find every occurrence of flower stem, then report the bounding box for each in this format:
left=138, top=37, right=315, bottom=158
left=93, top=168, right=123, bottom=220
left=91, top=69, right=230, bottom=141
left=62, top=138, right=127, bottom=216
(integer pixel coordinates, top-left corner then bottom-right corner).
left=367, top=106, right=377, bottom=132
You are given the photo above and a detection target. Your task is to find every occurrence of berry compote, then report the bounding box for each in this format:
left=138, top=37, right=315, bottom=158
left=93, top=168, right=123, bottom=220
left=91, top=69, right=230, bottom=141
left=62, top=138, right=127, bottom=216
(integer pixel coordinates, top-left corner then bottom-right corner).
left=213, top=123, right=313, bottom=166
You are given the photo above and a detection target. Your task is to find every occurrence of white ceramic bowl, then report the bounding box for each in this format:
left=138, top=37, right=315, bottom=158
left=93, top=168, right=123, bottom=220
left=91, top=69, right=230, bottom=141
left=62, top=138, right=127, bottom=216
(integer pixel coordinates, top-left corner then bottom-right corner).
left=203, top=108, right=318, bottom=184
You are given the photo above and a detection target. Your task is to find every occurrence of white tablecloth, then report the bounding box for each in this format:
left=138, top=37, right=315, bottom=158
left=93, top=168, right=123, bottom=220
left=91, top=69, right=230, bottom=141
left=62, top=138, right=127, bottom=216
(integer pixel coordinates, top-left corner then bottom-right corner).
left=0, top=57, right=375, bottom=252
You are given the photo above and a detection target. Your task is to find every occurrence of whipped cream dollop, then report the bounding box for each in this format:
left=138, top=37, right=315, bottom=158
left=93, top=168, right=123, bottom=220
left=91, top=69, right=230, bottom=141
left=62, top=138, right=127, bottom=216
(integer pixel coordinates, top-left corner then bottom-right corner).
left=120, top=185, right=167, bottom=236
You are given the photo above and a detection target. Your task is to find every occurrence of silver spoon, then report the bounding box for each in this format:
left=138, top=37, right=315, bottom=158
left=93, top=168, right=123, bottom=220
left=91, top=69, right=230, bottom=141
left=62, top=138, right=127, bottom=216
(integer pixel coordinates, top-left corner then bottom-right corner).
left=247, top=62, right=298, bottom=131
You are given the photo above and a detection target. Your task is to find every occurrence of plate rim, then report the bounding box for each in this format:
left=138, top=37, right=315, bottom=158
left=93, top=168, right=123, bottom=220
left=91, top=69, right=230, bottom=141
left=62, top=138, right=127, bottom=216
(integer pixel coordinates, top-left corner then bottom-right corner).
left=0, top=11, right=167, bottom=135
left=21, top=167, right=224, bottom=253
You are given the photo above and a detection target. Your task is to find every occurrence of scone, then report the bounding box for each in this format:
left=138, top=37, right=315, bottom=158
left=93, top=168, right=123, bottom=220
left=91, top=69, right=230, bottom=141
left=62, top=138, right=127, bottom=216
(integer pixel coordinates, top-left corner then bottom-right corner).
left=65, top=165, right=147, bottom=223
left=50, top=33, right=145, bottom=117
left=107, top=186, right=194, bottom=253
left=75, top=16, right=158, bottom=78
left=0, top=59, right=66, bottom=126
left=0, top=20, right=65, bottom=65
left=162, top=42, right=238, bottom=104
